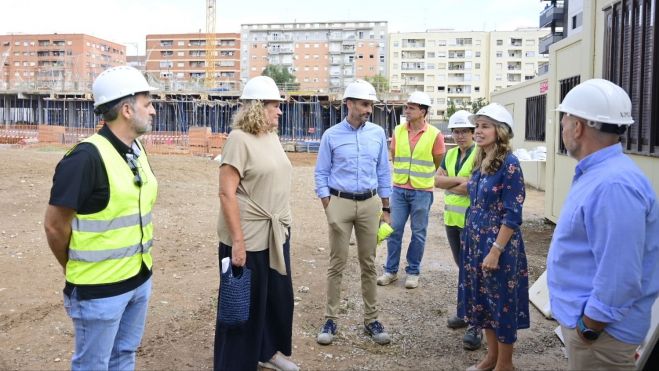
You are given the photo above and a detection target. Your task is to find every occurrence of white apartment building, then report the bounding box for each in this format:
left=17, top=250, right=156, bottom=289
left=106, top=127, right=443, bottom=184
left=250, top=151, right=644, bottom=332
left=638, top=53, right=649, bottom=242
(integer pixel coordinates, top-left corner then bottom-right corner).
left=241, top=21, right=388, bottom=94
left=388, top=28, right=549, bottom=121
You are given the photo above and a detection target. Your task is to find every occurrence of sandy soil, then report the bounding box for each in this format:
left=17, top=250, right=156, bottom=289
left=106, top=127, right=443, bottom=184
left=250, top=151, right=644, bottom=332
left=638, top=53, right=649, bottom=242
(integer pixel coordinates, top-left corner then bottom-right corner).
left=0, top=146, right=564, bottom=370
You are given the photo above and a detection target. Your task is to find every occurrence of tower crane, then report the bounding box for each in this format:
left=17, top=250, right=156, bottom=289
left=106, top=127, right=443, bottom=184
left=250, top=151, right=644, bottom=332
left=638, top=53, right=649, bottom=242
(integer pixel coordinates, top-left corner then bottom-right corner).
left=204, top=0, right=217, bottom=89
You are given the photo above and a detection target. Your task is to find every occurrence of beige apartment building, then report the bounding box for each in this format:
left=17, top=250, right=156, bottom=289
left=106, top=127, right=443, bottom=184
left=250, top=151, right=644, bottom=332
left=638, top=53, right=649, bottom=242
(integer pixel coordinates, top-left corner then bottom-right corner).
left=388, top=28, right=549, bottom=121
left=0, top=33, right=126, bottom=92
left=240, top=21, right=388, bottom=94
left=145, top=33, right=241, bottom=91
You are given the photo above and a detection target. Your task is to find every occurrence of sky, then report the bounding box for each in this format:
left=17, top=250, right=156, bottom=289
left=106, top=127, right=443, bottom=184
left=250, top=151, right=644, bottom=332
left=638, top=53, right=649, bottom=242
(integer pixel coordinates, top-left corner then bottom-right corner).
left=3, top=0, right=546, bottom=55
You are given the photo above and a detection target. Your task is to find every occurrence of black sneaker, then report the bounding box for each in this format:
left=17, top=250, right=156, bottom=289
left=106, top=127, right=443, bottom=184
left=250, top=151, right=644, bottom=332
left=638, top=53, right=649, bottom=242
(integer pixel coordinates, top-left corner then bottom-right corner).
left=316, top=319, right=337, bottom=345
left=463, top=326, right=482, bottom=350
left=447, top=315, right=468, bottom=329
left=364, top=320, right=391, bottom=345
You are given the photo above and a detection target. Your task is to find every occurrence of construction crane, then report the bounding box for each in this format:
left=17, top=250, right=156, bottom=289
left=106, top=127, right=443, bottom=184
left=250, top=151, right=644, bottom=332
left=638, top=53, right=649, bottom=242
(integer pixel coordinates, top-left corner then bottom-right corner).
left=204, top=0, right=217, bottom=89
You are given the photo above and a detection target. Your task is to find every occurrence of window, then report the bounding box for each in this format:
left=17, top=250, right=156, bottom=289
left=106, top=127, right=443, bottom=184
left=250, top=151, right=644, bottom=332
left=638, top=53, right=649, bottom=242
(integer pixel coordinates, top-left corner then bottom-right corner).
left=525, top=51, right=535, bottom=57
left=603, top=0, right=657, bottom=155
left=475, top=51, right=481, bottom=57
left=558, top=75, right=581, bottom=154
left=525, top=94, right=546, bottom=141
left=496, top=51, right=503, bottom=58
left=496, top=39, right=503, bottom=46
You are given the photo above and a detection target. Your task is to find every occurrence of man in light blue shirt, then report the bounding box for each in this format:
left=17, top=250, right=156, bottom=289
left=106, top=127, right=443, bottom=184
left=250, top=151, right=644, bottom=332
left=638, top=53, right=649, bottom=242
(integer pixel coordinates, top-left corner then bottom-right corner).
left=314, top=79, right=392, bottom=346
left=547, top=79, right=659, bottom=370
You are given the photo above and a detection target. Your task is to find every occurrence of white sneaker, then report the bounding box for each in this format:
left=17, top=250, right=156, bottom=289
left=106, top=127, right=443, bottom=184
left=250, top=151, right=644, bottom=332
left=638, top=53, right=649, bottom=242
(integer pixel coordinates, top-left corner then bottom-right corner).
left=259, top=352, right=299, bottom=371
left=377, top=272, right=398, bottom=286
left=405, top=275, right=419, bottom=289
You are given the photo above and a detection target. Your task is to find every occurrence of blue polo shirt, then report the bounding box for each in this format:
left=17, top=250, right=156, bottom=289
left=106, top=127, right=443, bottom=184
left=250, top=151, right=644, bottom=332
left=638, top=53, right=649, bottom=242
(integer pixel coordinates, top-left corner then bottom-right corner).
left=314, top=119, right=391, bottom=199
left=547, top=143, right=659, bottom=344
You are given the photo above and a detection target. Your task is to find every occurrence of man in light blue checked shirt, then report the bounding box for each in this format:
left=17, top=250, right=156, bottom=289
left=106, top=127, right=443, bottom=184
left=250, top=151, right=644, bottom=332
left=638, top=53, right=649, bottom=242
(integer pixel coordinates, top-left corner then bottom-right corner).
left=314, top=79, right=392, bottom=346
left=547, top=79, right=659, bottom=370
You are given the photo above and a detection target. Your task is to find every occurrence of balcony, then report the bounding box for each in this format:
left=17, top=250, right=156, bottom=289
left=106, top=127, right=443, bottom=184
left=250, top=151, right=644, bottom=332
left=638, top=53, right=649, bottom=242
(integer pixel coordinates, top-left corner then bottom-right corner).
left=268, top=46, right=293, bottom=54
left=401, top=51, right=425, bottom=60
left=267, top=35, right=292, bottom=42
left=539, top=4, right=565, bottom=28
left=539, top=32, right=564, bottom=54
left=538, top=62, right=550, bottom=75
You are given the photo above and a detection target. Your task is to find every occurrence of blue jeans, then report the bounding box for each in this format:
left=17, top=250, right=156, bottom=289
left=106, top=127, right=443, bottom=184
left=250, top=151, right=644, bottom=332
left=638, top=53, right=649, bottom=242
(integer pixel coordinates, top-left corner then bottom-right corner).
left=385, top=187, right=434, bottom=276
left=63, top=278, right=152, bottom=371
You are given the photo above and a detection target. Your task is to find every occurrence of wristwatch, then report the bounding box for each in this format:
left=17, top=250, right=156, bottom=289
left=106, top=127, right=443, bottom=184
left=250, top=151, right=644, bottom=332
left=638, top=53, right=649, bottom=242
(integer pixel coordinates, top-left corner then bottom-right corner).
left=382, top=207, right=391, bottom=213
left=577, top=316, right=601, bottom=341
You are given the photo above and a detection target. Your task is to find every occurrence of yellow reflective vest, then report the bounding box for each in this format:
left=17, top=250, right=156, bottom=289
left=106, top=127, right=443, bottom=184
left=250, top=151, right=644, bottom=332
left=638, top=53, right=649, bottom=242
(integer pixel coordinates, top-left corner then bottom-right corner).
left=392, top=123, right=440, bottom=189
left=66, top=134, right=158, bottom=285
left=443, top=145, right=476, bottom=228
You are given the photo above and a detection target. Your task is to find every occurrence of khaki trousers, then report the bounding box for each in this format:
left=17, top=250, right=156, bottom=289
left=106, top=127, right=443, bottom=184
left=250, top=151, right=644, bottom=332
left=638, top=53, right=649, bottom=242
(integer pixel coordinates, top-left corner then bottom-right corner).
left=561, top=325, right=638, bottom=370
left=323, top=195, right=381, bottom=322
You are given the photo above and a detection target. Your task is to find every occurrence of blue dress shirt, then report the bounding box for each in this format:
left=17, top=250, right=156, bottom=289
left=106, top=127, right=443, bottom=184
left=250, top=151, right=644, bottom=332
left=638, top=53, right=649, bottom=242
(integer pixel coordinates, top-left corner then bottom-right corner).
left=314, top=119, right=392, bottom=199
left=547, top=143, right=659, bottom=344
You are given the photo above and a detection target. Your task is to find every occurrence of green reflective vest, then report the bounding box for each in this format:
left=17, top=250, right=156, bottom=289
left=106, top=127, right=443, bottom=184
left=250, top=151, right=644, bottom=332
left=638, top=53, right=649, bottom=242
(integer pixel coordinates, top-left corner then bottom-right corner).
left=392, top=123, right=440, bottom=189
left=444, top=145, right=476, bottom=228
left=66, top=134, right=158, bottom=285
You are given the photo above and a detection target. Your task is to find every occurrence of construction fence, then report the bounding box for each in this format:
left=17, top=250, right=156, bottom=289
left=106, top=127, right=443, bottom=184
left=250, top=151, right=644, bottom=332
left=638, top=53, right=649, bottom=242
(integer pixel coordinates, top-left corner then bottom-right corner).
left=0, top=93, right=404, bottom=156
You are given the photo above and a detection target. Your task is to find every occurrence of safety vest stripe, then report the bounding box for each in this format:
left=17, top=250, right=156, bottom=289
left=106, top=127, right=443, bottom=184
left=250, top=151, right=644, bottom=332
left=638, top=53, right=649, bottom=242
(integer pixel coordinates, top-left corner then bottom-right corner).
left=445, top=204, right=468, bottom=214
left=393, top=168, right=435, bottom=178
left=72, top=212, right=153, bottom=232
left=445, top=190, right=458, bottom=196
left=69, top=239, right=153, bottom=262
left=394, top=157, right=434, bottom=167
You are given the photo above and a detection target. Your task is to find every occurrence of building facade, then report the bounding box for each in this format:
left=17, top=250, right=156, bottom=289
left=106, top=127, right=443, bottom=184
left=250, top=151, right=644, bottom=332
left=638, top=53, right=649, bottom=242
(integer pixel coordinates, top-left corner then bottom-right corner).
left=0, top=33, right=126, bottom=92
left=388, top=28, right=549, bottom=121
left=240, top=21, right=388, bottom=94
left=145, top=33, right=241, bottom=91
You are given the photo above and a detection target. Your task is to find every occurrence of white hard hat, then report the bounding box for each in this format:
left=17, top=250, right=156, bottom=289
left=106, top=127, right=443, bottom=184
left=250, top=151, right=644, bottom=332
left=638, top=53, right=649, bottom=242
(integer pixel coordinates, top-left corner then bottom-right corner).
left=343, top=79, right=378, bottom=101
left=92, top=65, right=157, bottom=107
left=240, top=75, right=284, bottom=101
left=556, top=78, right=634, bottom=125
left=407, top=91, right=432, bottom=107
left=469, top=103, right=514, bottom=137
left=448, top=110, right=474, bottom=129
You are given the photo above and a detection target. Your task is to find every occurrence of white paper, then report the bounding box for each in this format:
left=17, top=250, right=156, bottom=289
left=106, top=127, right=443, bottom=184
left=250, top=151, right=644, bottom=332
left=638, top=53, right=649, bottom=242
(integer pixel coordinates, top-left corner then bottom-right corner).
left=221, top=257, right=230, bottom=274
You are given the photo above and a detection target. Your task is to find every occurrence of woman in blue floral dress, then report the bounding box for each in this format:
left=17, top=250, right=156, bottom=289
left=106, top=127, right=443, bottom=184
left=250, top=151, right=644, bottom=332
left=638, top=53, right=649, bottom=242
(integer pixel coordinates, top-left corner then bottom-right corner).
left=457, top=103, right=529, bottom=371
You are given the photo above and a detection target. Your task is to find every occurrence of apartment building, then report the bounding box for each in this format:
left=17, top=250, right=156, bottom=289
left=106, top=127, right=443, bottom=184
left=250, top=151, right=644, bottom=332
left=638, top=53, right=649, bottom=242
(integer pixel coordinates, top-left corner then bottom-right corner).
left=388, top=28, right=549, bottom=121
left=240, top=21, right=388, bottom=93
left=145, top=33, right=241, bottom=91
left=0, top=33, right=126, bottom=91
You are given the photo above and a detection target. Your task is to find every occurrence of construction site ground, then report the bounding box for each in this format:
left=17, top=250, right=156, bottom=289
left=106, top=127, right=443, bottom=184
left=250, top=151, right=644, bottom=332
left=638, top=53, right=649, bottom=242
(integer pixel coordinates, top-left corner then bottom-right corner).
left=0, top=146, right=564, bottom=370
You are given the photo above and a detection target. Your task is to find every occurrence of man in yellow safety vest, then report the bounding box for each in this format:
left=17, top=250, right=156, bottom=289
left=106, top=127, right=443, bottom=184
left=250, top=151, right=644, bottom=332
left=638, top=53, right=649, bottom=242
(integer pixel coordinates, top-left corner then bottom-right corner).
left=44, top=65, right=158, bottom=370
left=377, top=91, right=445, bottom=289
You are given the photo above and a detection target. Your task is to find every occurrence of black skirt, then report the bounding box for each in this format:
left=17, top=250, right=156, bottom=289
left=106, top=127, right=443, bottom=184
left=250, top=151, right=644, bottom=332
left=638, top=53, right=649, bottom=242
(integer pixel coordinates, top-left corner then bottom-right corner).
left=213, top=235, right=294, bottom=371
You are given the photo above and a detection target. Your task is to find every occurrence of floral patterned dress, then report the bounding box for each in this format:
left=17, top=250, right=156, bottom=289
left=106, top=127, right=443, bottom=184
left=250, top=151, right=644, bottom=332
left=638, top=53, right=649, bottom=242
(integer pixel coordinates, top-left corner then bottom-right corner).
left=457, top=152, right=530, bottom=344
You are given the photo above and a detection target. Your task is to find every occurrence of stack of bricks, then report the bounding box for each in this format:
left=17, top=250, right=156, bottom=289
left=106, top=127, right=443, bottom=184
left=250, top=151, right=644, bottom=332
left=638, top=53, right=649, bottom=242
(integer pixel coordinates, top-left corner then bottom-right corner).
left=209, top=133, right=227, bottom=157
left=188, top=126, right=211, bottom=156
left=38, top=125, right=66, bottom=144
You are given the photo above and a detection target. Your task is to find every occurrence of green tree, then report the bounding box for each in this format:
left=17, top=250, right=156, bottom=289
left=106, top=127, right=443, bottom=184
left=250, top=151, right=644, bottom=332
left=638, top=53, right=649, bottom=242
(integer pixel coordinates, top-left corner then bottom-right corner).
left=261, top=65, right=299, bottom=91
left=364, top=74, right=389, bottom=93
left=445, top=98, right=489, bottom=119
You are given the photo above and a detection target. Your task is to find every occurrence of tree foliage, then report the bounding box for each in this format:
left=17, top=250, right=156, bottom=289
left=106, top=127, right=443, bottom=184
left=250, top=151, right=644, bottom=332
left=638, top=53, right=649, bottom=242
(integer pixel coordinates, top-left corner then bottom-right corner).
left=364, top=74, right=389, bottom=93
left=261, top=65, right=299, bottom=90
left=445, top=97, right=489, bottom=119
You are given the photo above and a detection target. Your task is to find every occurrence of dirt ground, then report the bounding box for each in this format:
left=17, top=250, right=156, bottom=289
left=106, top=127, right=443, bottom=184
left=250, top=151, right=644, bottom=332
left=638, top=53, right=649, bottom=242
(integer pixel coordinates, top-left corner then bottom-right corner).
left=0, top=146, right=564, bottom=370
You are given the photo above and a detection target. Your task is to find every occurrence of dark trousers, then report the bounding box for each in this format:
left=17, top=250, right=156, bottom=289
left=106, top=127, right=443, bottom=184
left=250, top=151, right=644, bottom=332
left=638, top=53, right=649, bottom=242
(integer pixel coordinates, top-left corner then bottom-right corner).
left=446, top=225, right=463, bottom=316
left=445, top=225, right=463, bottom=267
left=213, top=236, right=293, bottom=371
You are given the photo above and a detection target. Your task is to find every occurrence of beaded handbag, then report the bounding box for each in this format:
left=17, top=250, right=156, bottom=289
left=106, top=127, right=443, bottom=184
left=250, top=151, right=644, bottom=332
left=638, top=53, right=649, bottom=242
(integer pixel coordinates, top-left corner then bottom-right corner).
left=218, top=264, right=251, bottom=327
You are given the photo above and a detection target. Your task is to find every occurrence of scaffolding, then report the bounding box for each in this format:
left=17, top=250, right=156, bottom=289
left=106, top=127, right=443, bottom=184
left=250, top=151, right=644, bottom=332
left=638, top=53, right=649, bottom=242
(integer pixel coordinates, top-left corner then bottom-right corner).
left=0, top=92, right=404, bottom=155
